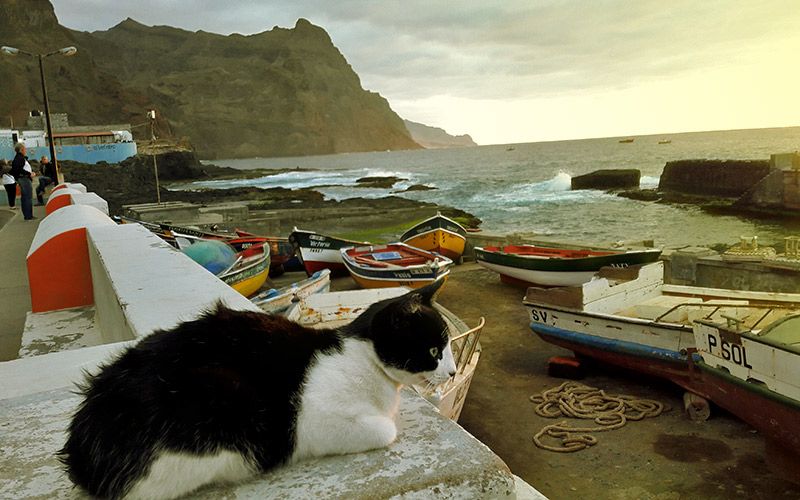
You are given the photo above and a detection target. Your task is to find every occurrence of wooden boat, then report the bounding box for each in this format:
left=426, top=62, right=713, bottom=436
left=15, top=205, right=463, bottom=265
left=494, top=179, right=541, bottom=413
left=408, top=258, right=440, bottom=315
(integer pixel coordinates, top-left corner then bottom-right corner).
left=523, top=261, right=800, bottom=392
left=341, top=243, right=453, bottom=289
left=180, top=238, right=271, bottom=298
left=289, top=227, right=370, bottom=277
left=217, top=242, right=271, bottom=297
left=658, top=139, right=672, bottom=144
left=400, top=212, right=467, bottom=262
left=114, top=216, right=293, bottom=277
left=475, top=243, right=662, bottom=287
left=250, top=269, right=331, bottom=315
left=618, top=138, right=634, bottom=143
left=284, top=287, right=484, bottom=421
left=235, top=230, right=301, bottom=276
left=692, top=315, right=800, bottom=459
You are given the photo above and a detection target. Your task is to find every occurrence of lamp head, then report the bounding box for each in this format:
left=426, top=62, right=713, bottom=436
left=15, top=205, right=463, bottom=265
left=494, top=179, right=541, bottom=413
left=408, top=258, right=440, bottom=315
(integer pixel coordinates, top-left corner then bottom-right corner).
left=1, top=46, right=20, bottom=56
left=59, top=46, right=77, bottom=57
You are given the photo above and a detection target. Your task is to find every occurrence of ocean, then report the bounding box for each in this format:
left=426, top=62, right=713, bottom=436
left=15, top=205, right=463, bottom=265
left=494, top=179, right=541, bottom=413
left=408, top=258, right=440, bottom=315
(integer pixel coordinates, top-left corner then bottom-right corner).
left=189, top=127, right=800, bottom=249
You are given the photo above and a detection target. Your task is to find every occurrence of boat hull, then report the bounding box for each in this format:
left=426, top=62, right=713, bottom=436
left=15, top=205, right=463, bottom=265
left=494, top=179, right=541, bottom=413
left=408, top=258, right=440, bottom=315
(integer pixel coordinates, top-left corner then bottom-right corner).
left=526, top=303, right=697, bottom=389
left=341, top=243, right=454, bottom=290
left=695, top=360, right=800, bottom=456
left=221, top=252, right=270, bottom=298
left=530, top=320, right=696, bottom=389
left=479, top=260, right=596, bottom=287
left=691, top=319, right=800, bottom=458
left=289, top=229, right=367, bottom=277
left=401, top=214, right=467, bottom=261
left=251, top=270, right=331, bottom=315
left=348, top=270, right=450, bottom=289
left=475, top=245, right=661, bottom=286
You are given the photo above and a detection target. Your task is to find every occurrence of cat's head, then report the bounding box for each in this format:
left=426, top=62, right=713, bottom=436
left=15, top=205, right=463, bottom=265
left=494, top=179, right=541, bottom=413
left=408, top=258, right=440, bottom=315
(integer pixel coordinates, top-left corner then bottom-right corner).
left=353, top=278, right=457, bottom=387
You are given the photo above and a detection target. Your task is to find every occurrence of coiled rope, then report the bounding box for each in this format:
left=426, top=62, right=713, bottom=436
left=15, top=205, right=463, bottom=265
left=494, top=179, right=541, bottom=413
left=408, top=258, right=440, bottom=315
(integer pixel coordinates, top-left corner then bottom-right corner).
left=529, top=381, right=665, bottom=452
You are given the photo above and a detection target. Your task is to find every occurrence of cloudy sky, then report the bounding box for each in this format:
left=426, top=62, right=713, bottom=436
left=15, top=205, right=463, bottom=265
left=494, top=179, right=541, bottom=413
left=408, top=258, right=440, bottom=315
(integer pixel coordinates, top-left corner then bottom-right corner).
left=52, top=0, right=799, bottom=145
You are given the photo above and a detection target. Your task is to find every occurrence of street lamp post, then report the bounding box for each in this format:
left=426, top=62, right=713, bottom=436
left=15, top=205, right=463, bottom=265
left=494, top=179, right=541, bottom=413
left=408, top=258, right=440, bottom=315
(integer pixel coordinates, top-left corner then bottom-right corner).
left=1, top=45, right=77, bottom=184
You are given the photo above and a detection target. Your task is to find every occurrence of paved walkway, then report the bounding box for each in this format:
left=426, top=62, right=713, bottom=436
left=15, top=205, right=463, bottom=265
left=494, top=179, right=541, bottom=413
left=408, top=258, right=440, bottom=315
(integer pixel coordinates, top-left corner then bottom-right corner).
left=0, top=204, right=44, bottom=361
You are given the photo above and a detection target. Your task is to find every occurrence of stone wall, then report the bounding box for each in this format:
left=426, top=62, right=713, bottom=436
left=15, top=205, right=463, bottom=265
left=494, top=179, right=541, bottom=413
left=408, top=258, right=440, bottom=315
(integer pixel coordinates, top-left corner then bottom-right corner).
left=658, top=159, right=770, bottom=197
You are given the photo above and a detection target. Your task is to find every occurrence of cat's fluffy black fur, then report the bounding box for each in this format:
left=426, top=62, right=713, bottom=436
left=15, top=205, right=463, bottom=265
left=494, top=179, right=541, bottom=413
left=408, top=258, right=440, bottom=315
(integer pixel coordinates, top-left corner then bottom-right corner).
left=59, top=280, right=451, bottom=499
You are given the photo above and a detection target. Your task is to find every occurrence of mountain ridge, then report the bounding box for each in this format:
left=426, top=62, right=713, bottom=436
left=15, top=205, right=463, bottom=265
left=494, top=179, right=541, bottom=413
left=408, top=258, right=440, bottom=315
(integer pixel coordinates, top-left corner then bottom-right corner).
left=403, top=119, right=477, bottom=148
left=0, top=2, right=421, bottom=159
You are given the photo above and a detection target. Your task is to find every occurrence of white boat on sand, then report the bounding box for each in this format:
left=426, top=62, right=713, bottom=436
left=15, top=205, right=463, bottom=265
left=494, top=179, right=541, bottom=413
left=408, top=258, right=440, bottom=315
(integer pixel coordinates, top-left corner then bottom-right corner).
left=524, top=261, right=800, bottom=392
left=286, top=288, right=483, bottom=421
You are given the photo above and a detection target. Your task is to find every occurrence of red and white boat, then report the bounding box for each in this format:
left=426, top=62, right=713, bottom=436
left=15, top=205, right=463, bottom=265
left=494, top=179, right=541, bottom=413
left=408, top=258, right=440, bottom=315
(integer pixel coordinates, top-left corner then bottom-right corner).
left=341, top=242, right=453, bottom=289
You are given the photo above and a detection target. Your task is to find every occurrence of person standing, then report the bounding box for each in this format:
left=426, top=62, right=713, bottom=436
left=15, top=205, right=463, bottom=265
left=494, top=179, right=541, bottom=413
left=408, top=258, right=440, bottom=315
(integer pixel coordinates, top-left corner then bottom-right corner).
left=10, top=143, right=36, bottom=220
left=36, top=155, right=57, bottom=205
left=1, top=159, right=15, bottom=209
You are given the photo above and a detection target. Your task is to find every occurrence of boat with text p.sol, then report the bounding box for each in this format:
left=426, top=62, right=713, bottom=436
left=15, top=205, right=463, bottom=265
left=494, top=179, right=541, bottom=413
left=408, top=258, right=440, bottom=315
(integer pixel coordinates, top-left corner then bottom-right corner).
left=524, top=261, right=800, bottom=392
left=692, top=315, right=800, bottom=459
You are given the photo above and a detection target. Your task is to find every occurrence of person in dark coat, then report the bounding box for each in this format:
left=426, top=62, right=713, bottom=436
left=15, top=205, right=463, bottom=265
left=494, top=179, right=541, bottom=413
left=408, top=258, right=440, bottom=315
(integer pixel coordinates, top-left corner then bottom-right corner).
left=10, top=143, right=36, bottom=220
left=36, top=155, right=57, bottom=205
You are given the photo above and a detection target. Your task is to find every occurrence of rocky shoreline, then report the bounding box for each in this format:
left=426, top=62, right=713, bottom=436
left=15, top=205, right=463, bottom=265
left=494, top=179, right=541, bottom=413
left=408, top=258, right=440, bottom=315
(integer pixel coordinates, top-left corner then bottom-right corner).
left=576, top=156, right=800, bottom=219
left=59, top=152, right=482, bottom=239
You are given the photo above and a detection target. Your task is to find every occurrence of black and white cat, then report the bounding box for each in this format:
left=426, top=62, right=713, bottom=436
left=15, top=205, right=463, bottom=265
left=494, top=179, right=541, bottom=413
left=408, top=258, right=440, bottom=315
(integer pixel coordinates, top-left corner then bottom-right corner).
left=60, top=279, right=455, bottom=499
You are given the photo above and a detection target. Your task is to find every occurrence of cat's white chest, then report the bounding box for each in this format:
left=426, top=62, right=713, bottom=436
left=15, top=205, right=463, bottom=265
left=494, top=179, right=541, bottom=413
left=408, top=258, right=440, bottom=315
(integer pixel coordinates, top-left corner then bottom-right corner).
left=291, top=339, right=401, bottom=461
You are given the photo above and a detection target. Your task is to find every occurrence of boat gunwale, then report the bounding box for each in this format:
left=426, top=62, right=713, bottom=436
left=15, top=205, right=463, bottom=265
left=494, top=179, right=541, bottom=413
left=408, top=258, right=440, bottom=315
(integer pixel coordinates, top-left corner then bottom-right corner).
left=400, top=213, right=468, bottom=242
left=475, top=245, right=661, bottom=272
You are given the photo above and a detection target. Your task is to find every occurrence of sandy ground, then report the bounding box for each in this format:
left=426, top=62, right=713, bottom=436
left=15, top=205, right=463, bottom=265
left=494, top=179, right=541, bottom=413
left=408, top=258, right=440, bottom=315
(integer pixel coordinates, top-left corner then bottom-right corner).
left=270, top=263, right=800, bottom=500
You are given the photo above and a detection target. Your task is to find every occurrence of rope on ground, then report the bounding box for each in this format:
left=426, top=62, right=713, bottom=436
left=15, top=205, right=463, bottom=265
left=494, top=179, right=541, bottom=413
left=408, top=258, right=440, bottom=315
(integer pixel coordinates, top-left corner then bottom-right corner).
left=529, top=380, right=665, bottom=452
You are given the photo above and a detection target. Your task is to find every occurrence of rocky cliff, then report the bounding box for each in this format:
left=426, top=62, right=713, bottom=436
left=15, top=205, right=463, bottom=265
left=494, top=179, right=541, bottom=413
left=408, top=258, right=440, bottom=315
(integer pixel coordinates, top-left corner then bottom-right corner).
left=403, top=120, right=477, bottom=148
left=0, top=1, right=420, bottom=159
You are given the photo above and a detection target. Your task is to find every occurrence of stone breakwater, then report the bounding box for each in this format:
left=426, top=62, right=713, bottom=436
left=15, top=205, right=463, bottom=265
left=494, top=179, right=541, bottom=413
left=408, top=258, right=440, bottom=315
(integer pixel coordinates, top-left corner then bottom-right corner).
left=657, top=159, right=770, bottom=198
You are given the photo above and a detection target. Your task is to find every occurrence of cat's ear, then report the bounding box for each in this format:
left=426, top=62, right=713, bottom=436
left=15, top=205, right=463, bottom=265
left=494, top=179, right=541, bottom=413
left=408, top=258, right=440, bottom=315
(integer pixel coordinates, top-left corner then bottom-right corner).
left=395, top=278, right=444, bottom=316
left=415, top=277, right=445, bottom=305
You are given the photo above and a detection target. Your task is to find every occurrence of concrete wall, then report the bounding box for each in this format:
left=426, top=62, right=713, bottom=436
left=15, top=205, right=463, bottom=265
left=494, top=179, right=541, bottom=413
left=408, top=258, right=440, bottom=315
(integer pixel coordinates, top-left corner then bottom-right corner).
left=658, top=159, right=771, bottom=197
left=8, top=187, right=539, bottom=498
left=663, top=250, right=800, bottom=293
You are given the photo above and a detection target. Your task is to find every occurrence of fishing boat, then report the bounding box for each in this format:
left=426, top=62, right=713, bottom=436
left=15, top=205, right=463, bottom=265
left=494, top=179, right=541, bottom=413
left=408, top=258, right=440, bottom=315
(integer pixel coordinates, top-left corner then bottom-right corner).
left=474, top=243, right=662, bottom=287
left=618, top=138, right=634, bottom=143
left=658, top=139, right=672, bottom=145
left=341, top=243, right=453, bottom=289
left=524, top=261, right=800, bottom=391
left=692, top=315, right=800, bottom=458
left=234, top=230, right=302, bottom=275
left=114, top=216, right=293, bottom=277
left=400, top=212, right=468, bottom=262
left=181, top=239, right=270, bottom=298
left=217, top=243, right=270, bottom=297
left=284, top=287, right=484, bottom=421
left=289, top=227, right=370, bottom=276
left=250, top=269, right=331, bottom=315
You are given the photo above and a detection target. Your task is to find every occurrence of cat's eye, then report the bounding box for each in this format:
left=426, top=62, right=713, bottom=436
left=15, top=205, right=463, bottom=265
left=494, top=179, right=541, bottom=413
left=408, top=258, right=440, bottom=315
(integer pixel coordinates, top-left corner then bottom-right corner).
left=429, top=347, right=439, bottom=358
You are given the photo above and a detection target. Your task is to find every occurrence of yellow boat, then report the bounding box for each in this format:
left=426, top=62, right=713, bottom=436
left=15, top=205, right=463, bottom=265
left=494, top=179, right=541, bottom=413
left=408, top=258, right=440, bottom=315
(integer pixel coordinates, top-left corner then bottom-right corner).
left=400, top=212, right=467, bottom=262
left=220, top=243, right=271, bottom=297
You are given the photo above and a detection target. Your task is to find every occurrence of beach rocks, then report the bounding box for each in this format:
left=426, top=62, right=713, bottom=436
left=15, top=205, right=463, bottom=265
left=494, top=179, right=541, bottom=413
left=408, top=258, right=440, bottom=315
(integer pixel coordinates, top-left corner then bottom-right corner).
left=571, top=169, right=640, bottom=190
left=355, top=176, right=406, bottom=188
left=396, top=184, right=437, bottom=192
